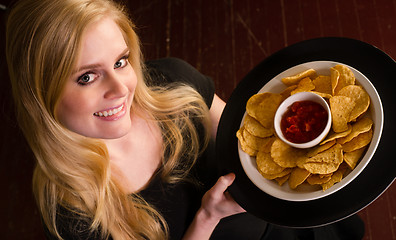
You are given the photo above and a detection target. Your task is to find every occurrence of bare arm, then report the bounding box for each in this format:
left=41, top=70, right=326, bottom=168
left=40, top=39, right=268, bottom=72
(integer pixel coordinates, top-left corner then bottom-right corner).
left=209, top=94, right=226, bottom=138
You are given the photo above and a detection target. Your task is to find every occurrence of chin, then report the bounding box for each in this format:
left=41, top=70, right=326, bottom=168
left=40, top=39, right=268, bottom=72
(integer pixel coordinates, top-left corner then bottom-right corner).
left=72, top=122, right=131, bottom=140
left=97, top=125, right=132, bottom=139
left=99, top=131, right=130, bottom=140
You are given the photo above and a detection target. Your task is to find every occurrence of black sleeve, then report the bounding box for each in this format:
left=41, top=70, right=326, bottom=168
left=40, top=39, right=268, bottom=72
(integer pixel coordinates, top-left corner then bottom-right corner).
left=144, top=57, right=215, bottom=109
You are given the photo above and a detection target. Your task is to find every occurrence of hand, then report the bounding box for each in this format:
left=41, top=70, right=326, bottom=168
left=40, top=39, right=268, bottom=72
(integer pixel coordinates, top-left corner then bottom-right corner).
left=182, top=173, right=245, bottom=240
left=200, top=173, right=246, bottom=223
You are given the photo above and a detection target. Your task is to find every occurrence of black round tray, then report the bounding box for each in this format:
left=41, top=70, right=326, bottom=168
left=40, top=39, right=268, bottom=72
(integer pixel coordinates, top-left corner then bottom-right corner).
left=216, top=37, right=396, bottom=228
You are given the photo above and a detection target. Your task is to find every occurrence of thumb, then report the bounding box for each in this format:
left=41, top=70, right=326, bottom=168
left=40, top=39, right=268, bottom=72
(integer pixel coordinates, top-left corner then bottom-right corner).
left=210, top=173, right=236, bottom=198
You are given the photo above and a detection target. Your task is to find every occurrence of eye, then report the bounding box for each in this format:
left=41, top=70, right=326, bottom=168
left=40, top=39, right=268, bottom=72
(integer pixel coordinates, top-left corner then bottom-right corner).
left=77, top=72, right=97, bottom=85
left=114, top=55, right=129, bottom=69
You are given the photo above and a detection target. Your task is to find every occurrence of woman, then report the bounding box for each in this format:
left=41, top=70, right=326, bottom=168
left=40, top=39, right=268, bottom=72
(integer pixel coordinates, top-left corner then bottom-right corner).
left=6, top=0, right=259, bottom=239
left=6, top=0, right=366, bottom=239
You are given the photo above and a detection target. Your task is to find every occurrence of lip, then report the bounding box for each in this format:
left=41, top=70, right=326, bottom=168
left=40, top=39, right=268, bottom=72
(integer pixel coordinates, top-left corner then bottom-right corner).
left=93, top=102, right=126, bottom=121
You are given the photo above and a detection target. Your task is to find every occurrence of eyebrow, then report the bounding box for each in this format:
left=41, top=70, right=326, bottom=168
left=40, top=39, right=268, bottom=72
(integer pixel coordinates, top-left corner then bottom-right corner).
left=73, top=48, right=130, bottom=74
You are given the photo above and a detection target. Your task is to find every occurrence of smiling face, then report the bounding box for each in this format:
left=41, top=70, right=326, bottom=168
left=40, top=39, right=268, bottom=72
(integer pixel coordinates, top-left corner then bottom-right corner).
left=56, top=17, right=137, bottom=139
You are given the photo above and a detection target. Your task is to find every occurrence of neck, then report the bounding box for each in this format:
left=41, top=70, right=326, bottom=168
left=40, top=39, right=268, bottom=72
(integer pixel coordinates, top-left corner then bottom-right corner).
left=103, top=108, right=163, bottom=193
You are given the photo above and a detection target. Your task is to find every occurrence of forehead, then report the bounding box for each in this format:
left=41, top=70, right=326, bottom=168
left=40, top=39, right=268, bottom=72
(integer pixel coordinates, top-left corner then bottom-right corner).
left=77, top=17, right=127, bottom=64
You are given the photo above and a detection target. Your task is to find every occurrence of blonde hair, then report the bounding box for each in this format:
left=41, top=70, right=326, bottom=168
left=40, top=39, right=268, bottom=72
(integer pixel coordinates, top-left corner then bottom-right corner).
left=6, top=0, right=210, bottom=239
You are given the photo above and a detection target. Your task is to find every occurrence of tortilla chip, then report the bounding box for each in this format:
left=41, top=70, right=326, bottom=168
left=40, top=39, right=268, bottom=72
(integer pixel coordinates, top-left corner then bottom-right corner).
left=280, top=85, right=298, bottom=100
left=332, top=65, right=355, bottom=94
left=342, top=129, right=373, bottom=152
left=236, top=127, right=257, bottom=156
left=289, top=167, right=311, bottom=189
left=330, top=67, right=340, bottom=95
left=329, top=96, right=355, bottom=132
left=291, top=77, right=315, bottom=95
left=321, top=167, right=346, bottom=191
left=300, top=144, right=343, bottom=174
left=307, top=140, right=336, bottom=157
left=313, top=75, right=332, bottom=95
left=320, top=125, right=352, bottom=145
left=307, top=174, right=332, bottom=185
left=271, top=138, right=307, bottom=168
left=246, top=92, right=283, bottom=128
left=243, top=114, right=274, bottom=138
left=337, top=117, right=373, bottom=144
left=260, top=168, right=292, bottom=180
left=258, top=136, right=277, bottom=153
left=309, top=91, right=332, bottom=99
left=243, top=128, right=272, bottom=151
left=281, top=69, right=316, bottom=86
left=337, top=85, right=370, bottom=121
left=256, top=151, right=285, bottom=175
left=275, top=174, right=290, bottom=186
left=344, top=147, right=366, bottom=169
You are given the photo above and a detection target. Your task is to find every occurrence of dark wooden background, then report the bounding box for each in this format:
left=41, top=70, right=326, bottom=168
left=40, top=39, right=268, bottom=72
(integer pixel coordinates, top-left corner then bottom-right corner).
left=1, top=0, right=395, bottom=239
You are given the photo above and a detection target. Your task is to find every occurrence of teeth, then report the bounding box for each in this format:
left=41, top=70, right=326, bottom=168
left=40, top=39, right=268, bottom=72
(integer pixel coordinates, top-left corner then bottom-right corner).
left=94, top=105, right=123, bottom=117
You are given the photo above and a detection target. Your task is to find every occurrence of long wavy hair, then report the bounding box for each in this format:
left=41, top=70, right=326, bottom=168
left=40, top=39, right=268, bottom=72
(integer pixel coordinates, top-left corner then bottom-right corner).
left=6, top=0, right=210, bottom=239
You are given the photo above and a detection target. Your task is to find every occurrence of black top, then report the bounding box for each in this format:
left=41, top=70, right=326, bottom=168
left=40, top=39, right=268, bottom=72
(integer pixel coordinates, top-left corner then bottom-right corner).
left=45, top=58, right=268, bottom=240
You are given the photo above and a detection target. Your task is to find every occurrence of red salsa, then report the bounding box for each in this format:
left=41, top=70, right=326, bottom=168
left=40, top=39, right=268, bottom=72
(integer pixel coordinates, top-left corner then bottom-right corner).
left=281, top=100, right=328, bottom=144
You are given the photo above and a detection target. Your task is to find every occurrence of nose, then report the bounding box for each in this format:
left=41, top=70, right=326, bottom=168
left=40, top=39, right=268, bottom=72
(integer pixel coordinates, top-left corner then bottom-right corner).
left=103, top=72, right=128, bottom=99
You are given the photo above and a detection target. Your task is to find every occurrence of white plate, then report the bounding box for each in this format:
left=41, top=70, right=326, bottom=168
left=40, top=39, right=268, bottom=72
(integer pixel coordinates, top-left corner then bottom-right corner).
left=238, top=61, right=383, bottom=201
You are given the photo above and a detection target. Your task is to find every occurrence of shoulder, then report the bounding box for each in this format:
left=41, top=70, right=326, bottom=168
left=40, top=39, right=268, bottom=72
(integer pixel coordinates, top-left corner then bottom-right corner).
left=145, top=57, right=205, bottom=80
left=145, top=58, right=215, bottom=108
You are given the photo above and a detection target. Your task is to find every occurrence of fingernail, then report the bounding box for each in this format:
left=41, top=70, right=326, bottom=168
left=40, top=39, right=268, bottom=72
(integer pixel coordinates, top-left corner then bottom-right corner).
left=225, top=173, right=235, bottom=181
